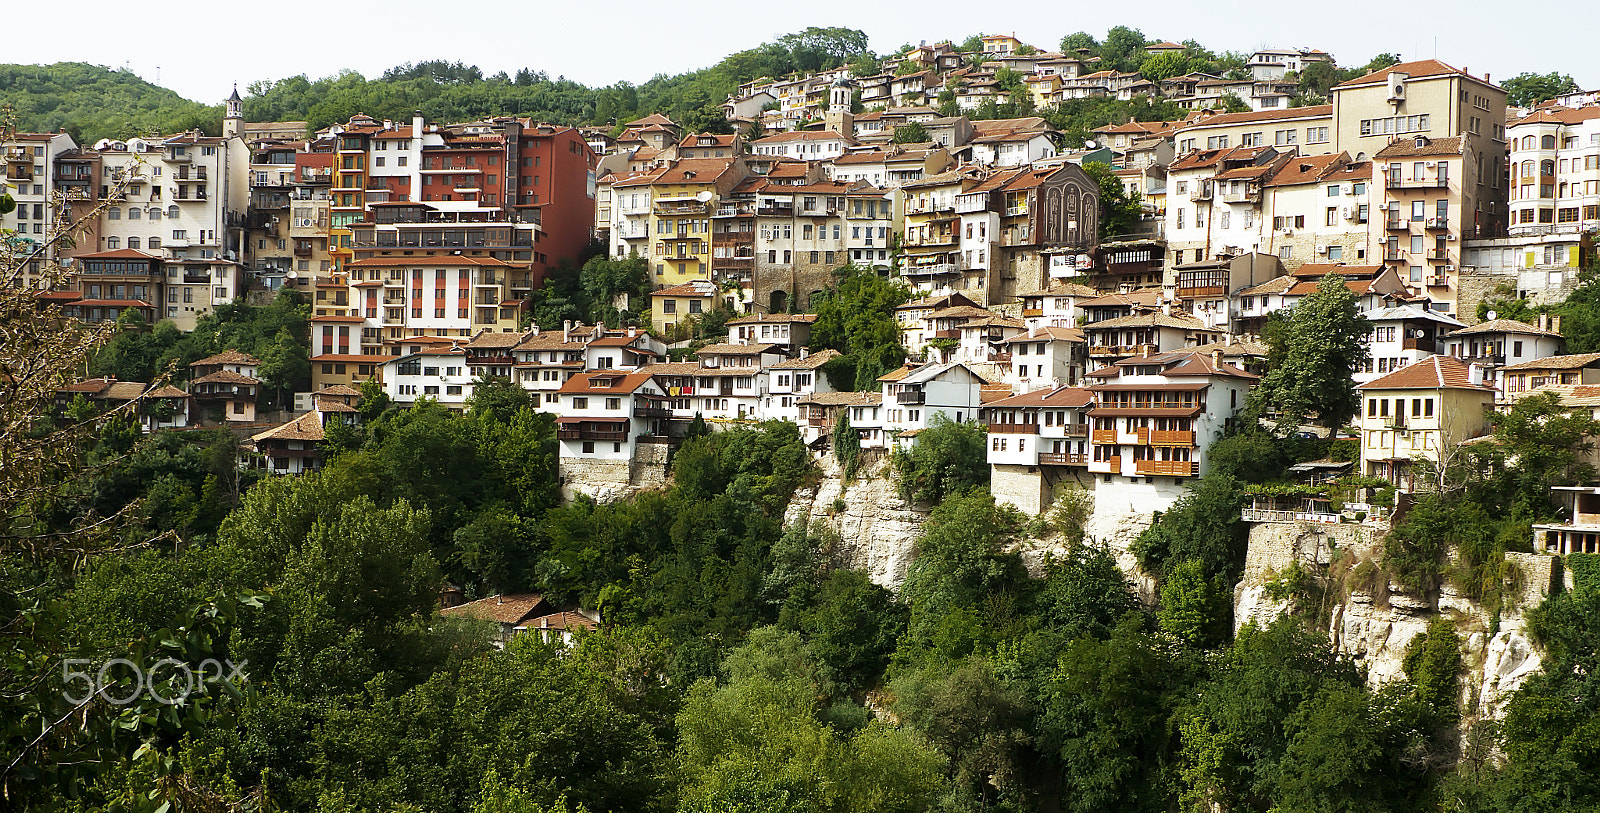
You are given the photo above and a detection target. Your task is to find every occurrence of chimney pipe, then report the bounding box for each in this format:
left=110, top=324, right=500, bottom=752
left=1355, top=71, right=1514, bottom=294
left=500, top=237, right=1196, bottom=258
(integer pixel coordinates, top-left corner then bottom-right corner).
left=1212, top=350, right=1223, bottom=369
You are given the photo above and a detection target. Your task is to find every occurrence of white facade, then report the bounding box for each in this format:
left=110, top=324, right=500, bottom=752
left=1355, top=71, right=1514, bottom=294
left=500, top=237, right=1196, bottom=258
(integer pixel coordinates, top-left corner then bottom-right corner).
left=382, top=351, right=475, bottom=408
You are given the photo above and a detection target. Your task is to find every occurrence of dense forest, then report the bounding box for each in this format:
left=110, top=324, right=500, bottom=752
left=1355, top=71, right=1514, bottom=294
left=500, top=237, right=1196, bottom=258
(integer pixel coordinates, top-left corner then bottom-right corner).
left=4, top=27, right=1579, bottom=146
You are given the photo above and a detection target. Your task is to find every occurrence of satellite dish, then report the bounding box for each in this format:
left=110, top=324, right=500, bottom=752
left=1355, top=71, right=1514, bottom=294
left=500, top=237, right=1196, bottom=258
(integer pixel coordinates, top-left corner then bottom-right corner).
left=1084, top=139, right=1097, bottom=149
left=286, top=270, right=299, bottom=280
left=1486, top=310, right=1497, bottom=321
left=696, top=190, right=713, bottom=202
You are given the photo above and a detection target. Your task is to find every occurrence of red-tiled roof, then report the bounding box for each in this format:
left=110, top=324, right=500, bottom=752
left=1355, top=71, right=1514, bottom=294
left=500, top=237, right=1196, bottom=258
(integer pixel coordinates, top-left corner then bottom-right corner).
left=439, top=593, right=550, bottom=625
left=1358, top=355, right=1489, bottom=390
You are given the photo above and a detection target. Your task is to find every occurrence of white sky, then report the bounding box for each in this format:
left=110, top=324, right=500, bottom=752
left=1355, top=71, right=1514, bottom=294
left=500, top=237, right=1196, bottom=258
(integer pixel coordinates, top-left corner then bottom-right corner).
left=26, top=0, right=1600, bottom=105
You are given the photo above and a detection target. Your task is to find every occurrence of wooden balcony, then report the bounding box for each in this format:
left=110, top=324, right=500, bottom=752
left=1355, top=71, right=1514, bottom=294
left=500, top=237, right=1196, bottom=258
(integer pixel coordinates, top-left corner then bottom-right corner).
left=1038, top=452, right=1089, bottom=465
left=1061, top=424, right=1088, bottom=437
left=988, top=423, right=1038, bottom=434
left=1091, top=429, right=1117, bottom=444
left=557, top=427, right=627, bottom=441
left=1149, top=429, right=1195, bottom=446
left=1134, top=459, right=1198, bottom=476
left=896, top=390, right=925, bottom=405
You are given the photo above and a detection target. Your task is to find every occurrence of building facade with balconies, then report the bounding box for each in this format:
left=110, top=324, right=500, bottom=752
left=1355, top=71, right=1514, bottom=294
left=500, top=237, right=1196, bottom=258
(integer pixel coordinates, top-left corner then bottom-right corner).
left=983, top=385, right=1094, bottom=514
left=1084, top=350, right=1257, bottom=509
left=2, top=131, right=77, bottom=280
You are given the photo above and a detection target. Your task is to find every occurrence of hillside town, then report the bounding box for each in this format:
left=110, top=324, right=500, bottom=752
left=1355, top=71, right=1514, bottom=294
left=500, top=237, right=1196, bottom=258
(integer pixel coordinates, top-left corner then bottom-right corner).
left=6, top=38, right=1600, bottom=530
left=11, top=27, right=1600, bottom=813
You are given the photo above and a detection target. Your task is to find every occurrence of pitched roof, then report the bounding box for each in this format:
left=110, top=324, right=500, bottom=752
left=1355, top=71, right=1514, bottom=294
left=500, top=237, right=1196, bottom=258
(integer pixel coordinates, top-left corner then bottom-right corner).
left=653, top=280, right=719, bottom=297
left=439, top=593, right=551, bottom=625
left=316, top=384, right=364, bottom=397
left=1179, top=105, right=1332, bottom=130
left=1501, top=352, right=1600, bottom=371
left=1358, top=355, right=1490, bottom=390
left=466, top=329, right=533, bottom=349
left=797, top=391, right=883, bottom=406
left=518, top=611, right=599, bottom=633
left=984, top=385, right=1094, bottom=409
left=190, top=349, right=261, bottom=367
left=558, top=371, right=656, bottom=395
left=772, top=349, right=841, bottom=370
left=1336, top=59, right=1480, bottom=88
left=1373, top=137, right=1462, bottom=159
left=1447, top=318, right=1561, bottom=338
left=695, top=342, right=782, bottom=356
left=1236, top=274, right=1300, bottom=296
left=190, top=367, right=261, bottom=387
left=252, top=411, right=325, bottom=443
left=1001, top=326, right=1085, bottom=343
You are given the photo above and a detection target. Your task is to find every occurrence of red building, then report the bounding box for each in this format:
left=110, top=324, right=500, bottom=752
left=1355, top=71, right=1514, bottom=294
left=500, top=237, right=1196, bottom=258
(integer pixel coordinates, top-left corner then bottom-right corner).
left=506, top=121, right=597, bottom=283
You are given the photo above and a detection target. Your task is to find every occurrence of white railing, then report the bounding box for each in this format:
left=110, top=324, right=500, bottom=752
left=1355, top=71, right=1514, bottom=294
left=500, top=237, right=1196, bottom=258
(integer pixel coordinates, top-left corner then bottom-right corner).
left=1240, top=508, right=1341, bottom=524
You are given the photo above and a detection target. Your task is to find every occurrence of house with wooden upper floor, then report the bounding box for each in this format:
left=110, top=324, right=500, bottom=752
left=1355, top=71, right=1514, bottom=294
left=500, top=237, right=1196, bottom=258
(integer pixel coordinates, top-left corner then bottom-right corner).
left=983, top=385, right=1094, bottom=514
left=1084, top=349, right=1257, bottom=510
left=1441, top=315, right=1565, bottom=397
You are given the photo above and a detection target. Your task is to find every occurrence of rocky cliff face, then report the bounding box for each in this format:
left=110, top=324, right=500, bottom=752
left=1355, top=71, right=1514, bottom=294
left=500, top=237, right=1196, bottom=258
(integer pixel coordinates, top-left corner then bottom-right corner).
left=1236, top=521, right=1559, bottom=721
left=783, top=454, right=928, bottom=590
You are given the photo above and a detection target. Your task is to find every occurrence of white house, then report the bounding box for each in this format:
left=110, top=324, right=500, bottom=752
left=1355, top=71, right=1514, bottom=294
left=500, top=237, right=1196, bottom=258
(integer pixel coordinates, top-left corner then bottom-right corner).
left=382, top=348, right=475, bottom=409
left=983, top=385, right=1095, bottom=514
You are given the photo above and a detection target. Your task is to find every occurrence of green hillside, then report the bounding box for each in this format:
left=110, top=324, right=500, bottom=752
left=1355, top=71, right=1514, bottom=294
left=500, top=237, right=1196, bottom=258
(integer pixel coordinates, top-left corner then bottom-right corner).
left=0, top=62, right=221, bottom=143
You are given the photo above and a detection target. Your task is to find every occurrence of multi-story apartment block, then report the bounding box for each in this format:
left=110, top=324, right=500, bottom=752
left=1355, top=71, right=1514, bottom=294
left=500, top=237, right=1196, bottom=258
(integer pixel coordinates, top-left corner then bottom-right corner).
left=1261, top=154, right=1373, bottom=267
left=1, top=130, right=77, bottom=278
left=1172, top=106, right=1333, bottom=158
left=555, top=370, right=671, bottom=464
left=1084, top=350, right=1256, bottom=508
left=749, top=180, right=851, bottom=313
left=750, top=130, right=855, bottom=161
left=900, top=170, right=972, bottom=297
left=648, top=158, right=746, bottom=288
left=1083, top=311, right=1223, bottom=370
left=1505, top=105, right=1600, bottom=236
left=844, top=186, right=894, bottom=272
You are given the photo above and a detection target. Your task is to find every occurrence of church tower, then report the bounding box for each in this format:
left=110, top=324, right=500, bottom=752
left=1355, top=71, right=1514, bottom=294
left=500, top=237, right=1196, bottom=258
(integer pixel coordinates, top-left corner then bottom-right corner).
left=223, top=84, right=243, bottom=138
left=824, top=77, right=854, bottom=135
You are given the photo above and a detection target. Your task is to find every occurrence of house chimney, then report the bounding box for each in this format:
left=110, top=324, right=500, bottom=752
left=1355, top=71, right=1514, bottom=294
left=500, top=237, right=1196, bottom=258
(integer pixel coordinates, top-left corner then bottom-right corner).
left=1162, top=301, right=1172, bottom=316
left=1211, top=350, right=1223, bottom=369
left=1552, top=314, right=1563, bottom=334
left=1141, top=344, right=1153, bottom=358
left=1539, top=313, right=1549, bottom=332
left=563, top=320, right=571, bottom=342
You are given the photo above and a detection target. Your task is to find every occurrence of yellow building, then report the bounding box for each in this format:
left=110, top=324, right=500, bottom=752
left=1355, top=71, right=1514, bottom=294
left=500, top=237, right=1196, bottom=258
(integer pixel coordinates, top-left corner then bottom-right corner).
left=648, top=159, right=747, bottom=287
left=650, top=279, right=720, bottom=334
left=1357, top=354, right=1494, bottom=492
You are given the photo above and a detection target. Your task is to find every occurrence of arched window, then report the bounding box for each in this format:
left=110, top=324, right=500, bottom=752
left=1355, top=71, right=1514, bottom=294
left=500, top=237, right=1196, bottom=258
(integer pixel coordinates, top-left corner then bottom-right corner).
left=768, top=290, right=787, bottom=313
left=1542, top=135, right=1557, bottom=149
left=1521, top=136, right=1536, bottom=150
left=128, top=237, right=140, bottom=249
left=148, top=209, right=161, bottom=221
left=128, top=207, right=140, bottom=219
left=148, top=237, right=161, bottom=249
left=167, top=206, right=179, bottom=219
left=107, top=236, right=120, bottom=249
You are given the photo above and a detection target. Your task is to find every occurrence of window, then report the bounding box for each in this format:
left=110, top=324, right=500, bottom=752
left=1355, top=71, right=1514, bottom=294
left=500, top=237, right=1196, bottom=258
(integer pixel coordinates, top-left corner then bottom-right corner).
left=572, top=397, right=588, bottom=409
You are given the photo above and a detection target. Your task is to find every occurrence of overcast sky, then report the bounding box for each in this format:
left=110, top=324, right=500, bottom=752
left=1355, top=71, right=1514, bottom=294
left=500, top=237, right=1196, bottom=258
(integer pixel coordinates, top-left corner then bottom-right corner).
left=25, top=0, right=1600, bottom=105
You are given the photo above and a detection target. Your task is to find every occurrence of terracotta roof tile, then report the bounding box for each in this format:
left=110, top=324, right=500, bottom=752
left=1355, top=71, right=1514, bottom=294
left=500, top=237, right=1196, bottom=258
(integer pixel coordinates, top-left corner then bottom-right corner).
left=439, top=593, right=550, bottom=625
left=1358, top=355, right=1490, bottom=390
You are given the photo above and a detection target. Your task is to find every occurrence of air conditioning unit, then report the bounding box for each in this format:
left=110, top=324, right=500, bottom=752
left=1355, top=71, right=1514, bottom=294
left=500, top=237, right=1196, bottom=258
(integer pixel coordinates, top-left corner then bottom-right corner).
left=1342, top=206, right=1354, bottom=219
left=1445, top=234, right=1457, bottom=241
left=1342, top=184, right=1355, bottom=194
left=1424, top=161, right=1437, bottom=168
left=1316, top=245, right=1328, bottom=255
left=1280, top=228, right=1293, bottom=236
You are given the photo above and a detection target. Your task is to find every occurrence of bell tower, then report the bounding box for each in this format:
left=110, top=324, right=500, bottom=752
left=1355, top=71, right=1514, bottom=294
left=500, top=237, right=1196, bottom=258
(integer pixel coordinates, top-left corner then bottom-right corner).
left=825, top=77, right=854, bottom=135
left=223, top=84, right=243, bottom=138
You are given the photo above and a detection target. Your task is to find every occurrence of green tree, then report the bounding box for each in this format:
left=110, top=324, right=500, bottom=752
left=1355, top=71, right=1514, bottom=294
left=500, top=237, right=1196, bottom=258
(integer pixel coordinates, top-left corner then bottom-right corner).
left=1140, top=51, right=1197, bottom=82
left=807, top=266, right=909, bottom=391
left=1083, top=160, right=1142, bottom=240
left=891, top=122, right=930, bottom=144
left=833, top=409, right=861, bottom=480
left=1099, top=26, right=1149, bottom=73
left=1252, top=273, right=1370, bottom=432
left=891, top=414, right=988, bottom=504
left=1501, top=72, right=1579, bottom=107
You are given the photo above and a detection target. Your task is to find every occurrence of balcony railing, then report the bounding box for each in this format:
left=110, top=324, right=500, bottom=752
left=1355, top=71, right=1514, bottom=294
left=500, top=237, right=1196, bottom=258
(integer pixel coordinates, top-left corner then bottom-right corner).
left=1149, top=430, right=1195, bottom=446
left=1426, top=275, right=1450, bottom=287
left=634, top=405, right=673, bottom=419
left=1061, top=424, right=1088, bottom=438
left=556, top=427, right=627, bottom=441
left=1134, top=459, right=1198, bottom=476
left=896, top=390, right=925, bottom=405
left=1386, top=176, right=1447, bottom=189
left=1240, top=508, right=1341, bottom=524
left=1385, top=218, right=1407, bottom=231
left=1402, top=337, right=1437, bottom=352
left=988, top=423, right=1038, bottom=434
left=1038, top=452, right=1089, bottom=465
left=1221, top=190, right=1259, bottom=204
left=1428, top=249, right=1450, bottom=261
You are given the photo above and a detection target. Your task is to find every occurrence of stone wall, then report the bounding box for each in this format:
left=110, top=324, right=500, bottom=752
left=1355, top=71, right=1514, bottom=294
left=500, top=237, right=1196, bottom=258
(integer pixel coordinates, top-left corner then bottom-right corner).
left=784, top=454, right=928, bottom=590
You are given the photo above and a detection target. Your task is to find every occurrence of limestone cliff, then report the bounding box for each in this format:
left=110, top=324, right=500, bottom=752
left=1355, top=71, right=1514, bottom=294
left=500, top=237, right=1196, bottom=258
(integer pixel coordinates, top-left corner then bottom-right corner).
left=1235, top=520, right=1560, bottom=721
left=783, top=454, right=928, bottom=590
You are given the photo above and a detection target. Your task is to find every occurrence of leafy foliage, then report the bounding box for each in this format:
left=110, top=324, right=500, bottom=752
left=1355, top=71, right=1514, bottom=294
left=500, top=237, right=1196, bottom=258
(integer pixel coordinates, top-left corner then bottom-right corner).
left=807, top=266, right=909, bottom=391
left=1252, top=274, right=1370, bottom=431
left=890, top=415, right=989, bottom=505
